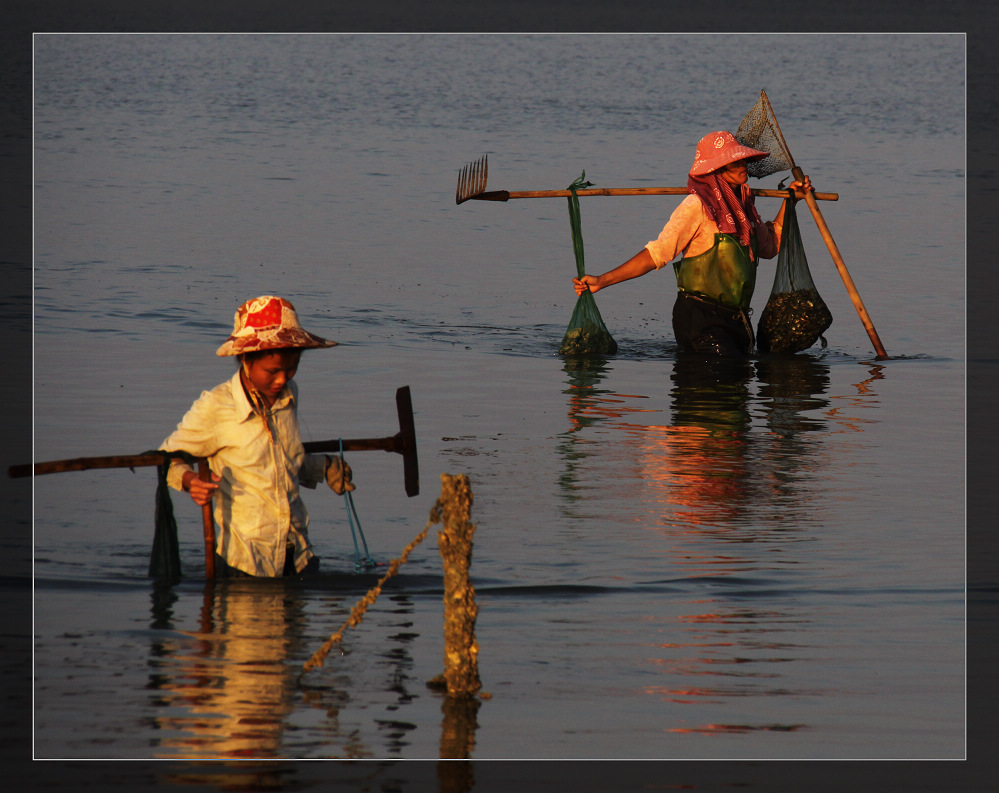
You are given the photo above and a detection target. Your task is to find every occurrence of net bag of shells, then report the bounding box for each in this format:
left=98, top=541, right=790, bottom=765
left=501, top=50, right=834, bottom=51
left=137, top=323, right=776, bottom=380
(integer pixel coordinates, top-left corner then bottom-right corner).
left=558, top=174, right=618, bottom=356
left=756, top=194, right=833, bottom=353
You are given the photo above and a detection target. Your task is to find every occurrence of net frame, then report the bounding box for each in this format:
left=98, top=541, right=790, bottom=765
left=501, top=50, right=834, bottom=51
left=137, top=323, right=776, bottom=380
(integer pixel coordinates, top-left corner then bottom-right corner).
left=735, top=90, right=796, bottom=179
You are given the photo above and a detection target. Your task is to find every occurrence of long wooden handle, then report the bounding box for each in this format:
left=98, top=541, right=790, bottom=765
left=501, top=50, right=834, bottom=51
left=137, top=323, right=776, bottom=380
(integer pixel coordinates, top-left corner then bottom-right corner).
left=472, top=187, right=839, bottom=201
left=198, top=459, right=216, bottom=580
left=8, top=453, right=171, bottom=478
left=792, top=167, right=888, bottom=360
left=12, top=438, right=407, bottom=477
left=302, top=386, right=419, bottom=497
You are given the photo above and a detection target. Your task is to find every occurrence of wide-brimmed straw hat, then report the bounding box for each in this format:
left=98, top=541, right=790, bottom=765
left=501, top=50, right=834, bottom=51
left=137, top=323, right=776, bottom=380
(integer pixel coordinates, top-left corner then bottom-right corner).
left=216, top=296, right=338, bottom=357
left=689, top=130, right=769, bottom=176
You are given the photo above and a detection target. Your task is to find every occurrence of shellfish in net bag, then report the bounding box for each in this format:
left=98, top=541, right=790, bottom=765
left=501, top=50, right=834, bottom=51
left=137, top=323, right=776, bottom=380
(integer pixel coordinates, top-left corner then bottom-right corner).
left=756, top=195, right=832, bottom=354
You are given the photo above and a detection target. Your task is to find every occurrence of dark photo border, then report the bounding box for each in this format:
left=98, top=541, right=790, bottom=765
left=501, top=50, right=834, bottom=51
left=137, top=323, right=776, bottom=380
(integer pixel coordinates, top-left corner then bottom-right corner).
left=3, top=2, right=993, bottom=791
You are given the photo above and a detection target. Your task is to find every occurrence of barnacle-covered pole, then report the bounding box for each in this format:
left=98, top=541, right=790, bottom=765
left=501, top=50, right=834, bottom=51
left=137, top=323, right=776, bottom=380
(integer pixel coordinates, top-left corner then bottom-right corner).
left=429, top=473, right=481, bottom=699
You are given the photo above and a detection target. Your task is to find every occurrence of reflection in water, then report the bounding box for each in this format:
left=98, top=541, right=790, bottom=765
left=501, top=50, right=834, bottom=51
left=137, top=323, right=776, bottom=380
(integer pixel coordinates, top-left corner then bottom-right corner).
left=148, top=581, right=477, bottom=764
left=756, top=353, right=832, bottom=436
left=561, top=355, right=618, bottom=434
left=654, top=354, right=758, bottom=529
left=646, top=602, right=813, bottom=735
left=825, top=363, right=885, bottom=434
left=558, top=351, right=853, bottom=734
left=559, top=352, right=838, bottom=536
left=558, top=355, right=660, bottom=507
left=438, top=697, right=481, bottom=760
left=754, top=354, right=832, bottom=514
left=148, top=580, right=312, bottom=759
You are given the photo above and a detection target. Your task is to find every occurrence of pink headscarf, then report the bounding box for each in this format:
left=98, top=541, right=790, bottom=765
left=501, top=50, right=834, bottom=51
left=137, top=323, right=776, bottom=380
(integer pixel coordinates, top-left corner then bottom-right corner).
left=687, top=171, right=764, bottom=254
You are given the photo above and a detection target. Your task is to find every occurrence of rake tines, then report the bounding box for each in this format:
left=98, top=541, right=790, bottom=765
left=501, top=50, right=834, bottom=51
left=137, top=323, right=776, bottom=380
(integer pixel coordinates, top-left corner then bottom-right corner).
left=456, top=155, right=489, bottom=204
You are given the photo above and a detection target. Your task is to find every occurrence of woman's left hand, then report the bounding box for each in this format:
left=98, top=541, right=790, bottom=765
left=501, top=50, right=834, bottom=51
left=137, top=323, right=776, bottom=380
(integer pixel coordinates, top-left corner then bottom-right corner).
left=325, top=455, right=355, bottom=494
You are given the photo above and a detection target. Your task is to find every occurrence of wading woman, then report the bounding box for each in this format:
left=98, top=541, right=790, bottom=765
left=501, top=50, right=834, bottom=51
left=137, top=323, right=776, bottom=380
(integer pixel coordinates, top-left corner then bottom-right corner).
left=573, top=130, right=812, bottom=357
left=161, top=296, right=354, bottom=578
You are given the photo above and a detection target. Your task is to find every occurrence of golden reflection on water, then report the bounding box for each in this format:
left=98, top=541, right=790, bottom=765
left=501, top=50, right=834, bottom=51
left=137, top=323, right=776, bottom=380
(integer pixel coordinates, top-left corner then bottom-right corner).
left=148, top=581, right=311, bottom=759
left=147, top=578, right=482, bottom=762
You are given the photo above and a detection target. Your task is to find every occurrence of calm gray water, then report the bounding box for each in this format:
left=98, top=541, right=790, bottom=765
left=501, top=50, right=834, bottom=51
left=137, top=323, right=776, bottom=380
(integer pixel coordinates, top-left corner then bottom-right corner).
left=22, top=33, right=965, bottom=760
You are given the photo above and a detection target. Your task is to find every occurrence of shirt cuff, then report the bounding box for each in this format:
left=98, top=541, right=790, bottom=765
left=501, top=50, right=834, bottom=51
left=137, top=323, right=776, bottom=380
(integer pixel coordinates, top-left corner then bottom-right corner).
left=645, top=242, right=670, bottom=270
left=166, top=460, right=194, bottom=491
left=297, top=453, right=327, bottom=488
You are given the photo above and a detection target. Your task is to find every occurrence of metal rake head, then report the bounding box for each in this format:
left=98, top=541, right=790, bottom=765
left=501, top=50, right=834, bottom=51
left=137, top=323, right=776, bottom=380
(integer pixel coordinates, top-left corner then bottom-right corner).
left=455, top=155, right=488, bottom=204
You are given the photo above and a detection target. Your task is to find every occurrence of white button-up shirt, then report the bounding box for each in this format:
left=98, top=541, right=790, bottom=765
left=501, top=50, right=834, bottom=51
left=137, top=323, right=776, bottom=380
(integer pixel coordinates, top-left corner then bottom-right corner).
left=161, top=371, right=327, bottom=576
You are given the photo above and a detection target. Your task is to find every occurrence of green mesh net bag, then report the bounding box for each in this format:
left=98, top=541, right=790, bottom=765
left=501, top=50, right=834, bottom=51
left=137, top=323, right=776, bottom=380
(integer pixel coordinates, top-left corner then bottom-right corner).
left=756, top=193, right=833, bottom=353
left=558, top=174, right=618, bottom=356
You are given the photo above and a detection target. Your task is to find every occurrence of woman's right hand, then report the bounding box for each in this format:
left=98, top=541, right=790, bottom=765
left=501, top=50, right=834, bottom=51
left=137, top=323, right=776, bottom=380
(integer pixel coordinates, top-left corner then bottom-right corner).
left=573, top=275, right=601, bottom=296
left=183, top=470, right=220, bottom=506
left=789, top=174, right=813, bottom=200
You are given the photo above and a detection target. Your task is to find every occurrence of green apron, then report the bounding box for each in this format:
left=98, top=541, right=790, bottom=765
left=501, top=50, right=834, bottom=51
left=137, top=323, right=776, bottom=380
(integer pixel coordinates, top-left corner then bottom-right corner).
left=672, top=233, right=758, bottom=310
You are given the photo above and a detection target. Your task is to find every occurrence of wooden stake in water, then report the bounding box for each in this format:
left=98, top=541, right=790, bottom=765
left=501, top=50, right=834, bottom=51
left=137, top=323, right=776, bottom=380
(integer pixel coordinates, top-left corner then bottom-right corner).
left=428, top=473, right=482, bottom=699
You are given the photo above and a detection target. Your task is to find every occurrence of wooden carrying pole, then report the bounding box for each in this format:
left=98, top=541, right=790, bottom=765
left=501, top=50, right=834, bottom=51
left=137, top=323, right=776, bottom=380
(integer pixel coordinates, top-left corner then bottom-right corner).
left=9, top=386, right=419, bottom=495
left=791, top=165, right=888, bottom=360
left=455, top=154, right=838, bottom=205
left=467, top=186, right=839, bottom=202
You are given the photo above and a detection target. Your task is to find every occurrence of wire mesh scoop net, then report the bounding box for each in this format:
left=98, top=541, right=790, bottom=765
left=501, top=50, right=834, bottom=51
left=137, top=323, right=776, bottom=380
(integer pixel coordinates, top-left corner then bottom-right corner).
left=735, top=90, right=796, bottom=179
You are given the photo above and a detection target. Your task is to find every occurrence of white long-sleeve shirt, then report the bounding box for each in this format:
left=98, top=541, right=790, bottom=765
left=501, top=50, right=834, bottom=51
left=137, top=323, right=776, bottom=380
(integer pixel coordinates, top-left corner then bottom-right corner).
left=161, top=371, right=327, bottom=576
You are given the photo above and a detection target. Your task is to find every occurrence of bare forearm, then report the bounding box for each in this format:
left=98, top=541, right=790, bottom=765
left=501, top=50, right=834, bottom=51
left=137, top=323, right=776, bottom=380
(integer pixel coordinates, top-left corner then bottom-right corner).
left=574, top=248, right=656, bottom=295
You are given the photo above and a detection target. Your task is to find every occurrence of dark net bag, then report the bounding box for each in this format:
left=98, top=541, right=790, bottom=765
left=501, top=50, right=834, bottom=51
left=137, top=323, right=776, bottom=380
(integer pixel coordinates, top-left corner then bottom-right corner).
left=558, top=173, right=618, bottom=356
left=756, top=194, right=832, bottom=353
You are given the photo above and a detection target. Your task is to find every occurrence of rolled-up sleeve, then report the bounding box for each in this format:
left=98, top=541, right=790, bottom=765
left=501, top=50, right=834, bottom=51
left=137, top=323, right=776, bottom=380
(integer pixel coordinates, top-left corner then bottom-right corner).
left=756, top=219, right=781, bottom=260
left=645, top=195, right=709, bottom=269
left=297, top=454, right=328, bottom=489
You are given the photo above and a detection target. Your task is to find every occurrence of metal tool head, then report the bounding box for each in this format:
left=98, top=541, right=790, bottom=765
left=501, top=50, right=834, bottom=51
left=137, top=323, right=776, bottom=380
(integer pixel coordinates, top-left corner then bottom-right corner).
left=455, top=154, right=489, bottom=204
left=299, top=386, right=419, bottom=496
left=394, top=386, right=419, bottom=497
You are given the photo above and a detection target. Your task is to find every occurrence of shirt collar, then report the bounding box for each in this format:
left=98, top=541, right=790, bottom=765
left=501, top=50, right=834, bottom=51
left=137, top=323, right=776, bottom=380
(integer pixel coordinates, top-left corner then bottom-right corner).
left=229, top=370, right=297, bottom=422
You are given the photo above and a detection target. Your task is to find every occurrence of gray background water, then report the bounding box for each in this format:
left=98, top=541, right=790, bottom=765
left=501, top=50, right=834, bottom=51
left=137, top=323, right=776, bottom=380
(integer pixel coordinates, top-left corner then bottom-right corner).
left=19, top=33, right=965, bottom=761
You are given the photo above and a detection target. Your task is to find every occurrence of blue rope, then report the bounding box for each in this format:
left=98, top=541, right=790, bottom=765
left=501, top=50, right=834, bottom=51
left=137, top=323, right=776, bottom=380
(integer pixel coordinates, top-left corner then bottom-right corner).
left=338, top=438, right=376, bottom=572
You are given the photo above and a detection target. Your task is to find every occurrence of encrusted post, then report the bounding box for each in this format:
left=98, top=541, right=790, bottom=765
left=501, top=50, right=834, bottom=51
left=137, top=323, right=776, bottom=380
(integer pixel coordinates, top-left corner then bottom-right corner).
left=429, top=473, right=481, bottom=700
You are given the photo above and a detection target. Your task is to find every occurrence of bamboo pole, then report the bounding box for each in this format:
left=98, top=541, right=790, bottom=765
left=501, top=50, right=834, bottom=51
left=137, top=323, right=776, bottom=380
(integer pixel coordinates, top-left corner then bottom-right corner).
left=792, top=166, right=888, bottom=360
left=8, top=453, right=171, bottom=478
left=11, top=438, right=403, bottom=478
left=739, top=90, right=888, bottom=360
left=468, top=186, right=838, bottom=202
